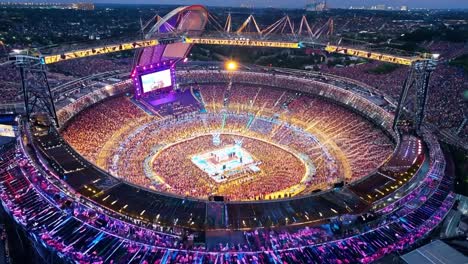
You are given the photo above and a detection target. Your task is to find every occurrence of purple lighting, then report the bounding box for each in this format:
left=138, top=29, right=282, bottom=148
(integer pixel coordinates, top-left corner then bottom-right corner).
left=132, top=60, right=176, bottom=99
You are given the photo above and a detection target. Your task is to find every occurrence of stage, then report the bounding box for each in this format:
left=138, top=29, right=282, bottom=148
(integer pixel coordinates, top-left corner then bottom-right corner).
left=191, top=144, right=260, bottom=183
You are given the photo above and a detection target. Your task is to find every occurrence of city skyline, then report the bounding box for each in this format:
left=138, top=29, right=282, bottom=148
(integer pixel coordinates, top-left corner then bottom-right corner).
left=1, top=0, right=468, bottom=9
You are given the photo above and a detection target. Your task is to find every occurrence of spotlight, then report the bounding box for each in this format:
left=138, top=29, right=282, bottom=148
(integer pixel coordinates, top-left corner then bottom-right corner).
left=225, top=60, right=238, bottom=71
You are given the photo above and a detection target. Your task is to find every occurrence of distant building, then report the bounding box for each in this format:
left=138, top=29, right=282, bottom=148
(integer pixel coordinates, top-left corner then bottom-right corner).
left=0, top=2, right=94, bottom=10
left=306, top=0, right=328, bottom=11
left=401, top=5, right=409, bottom=11
left=72, top=3, right=95, bottom=10
left=240, top=2, right=254, bottom=9
left=349, top=6, right=366, bottom=10
left=375, top=4, right=386, bottom=10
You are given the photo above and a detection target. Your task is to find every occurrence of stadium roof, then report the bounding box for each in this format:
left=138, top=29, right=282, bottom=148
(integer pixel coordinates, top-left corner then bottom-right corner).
left=137, top=5, right=208, bottom=66
left=400, top=240, right=468, bottom=264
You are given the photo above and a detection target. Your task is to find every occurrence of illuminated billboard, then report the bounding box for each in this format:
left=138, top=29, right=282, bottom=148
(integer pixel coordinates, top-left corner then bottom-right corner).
left=132, top=60, right=176, bottom=99
left=141, top=69, right=173, bottom=93
left=0, top=124, right=14, bottom=138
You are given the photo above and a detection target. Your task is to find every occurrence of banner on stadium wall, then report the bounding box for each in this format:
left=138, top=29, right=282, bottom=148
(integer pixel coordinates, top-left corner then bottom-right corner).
left=184, top=37, right=300, bottom=49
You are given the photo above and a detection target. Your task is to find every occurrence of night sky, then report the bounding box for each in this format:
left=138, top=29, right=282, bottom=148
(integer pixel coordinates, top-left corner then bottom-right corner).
left=2, top=0, right=468, bottom=9
left=100, top=0, right=468, bottom=9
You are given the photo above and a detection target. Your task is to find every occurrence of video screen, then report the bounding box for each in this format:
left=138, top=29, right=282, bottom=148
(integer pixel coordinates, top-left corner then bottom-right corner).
left=141, top=69, right=172, bottom=93
left=0, top=124, right=15, bottom=138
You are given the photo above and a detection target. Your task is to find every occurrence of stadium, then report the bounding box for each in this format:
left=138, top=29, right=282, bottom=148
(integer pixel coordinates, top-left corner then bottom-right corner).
left=0, top=4, right=460, bottom=264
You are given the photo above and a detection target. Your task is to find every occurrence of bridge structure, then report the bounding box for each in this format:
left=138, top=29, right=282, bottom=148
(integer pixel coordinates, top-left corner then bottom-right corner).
left=4, top=4, right=438, bottom=132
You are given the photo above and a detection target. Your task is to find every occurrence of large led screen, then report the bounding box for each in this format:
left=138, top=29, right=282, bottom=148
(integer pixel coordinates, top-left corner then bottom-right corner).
left=0, top=124, right=14, bottom=138
left=141, top=69, right=172, bottom=93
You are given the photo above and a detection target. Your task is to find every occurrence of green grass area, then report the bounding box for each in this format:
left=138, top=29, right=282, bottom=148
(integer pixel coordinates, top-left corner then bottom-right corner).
left=367, top=63, right=400, bottom=74
left=449, top=54, right=468, bottom=74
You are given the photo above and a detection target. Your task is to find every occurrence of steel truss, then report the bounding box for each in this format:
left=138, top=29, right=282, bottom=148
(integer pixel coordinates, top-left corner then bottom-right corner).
left=5, top=6, right=439, bottom=133
left=393, top=59, right=437, bottom=132
left=13, top=55, right=58, bottom=126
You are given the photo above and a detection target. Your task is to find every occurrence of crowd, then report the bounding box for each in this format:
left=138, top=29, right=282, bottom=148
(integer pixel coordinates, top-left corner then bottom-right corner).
left=62, top=80, right=393, bottom=201
left=49, top=56, right=132, bottom=78
left=321, top=42, right=468, bottom=141
left=0, top=124, right=455, bottom=263
left=0, top=57, right=130, bottom=107
left=61, top=96, right=148, bottom=162
left=104, top=112, right=308, bottom=200
left=0, top=65, right=20, bottom=104
left=0, top=66, right=455, bottom=262
left=153, top=134, right=305, bottom=200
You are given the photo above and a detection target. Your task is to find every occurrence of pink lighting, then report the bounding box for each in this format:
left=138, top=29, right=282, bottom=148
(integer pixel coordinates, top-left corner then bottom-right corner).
left=132, top=60, right=176, bottom=99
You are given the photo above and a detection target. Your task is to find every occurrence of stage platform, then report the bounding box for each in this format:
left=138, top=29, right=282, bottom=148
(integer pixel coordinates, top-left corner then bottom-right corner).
left=191, top=144, right=260, bottom=183
left=138, top=89, right=202, bottom=116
